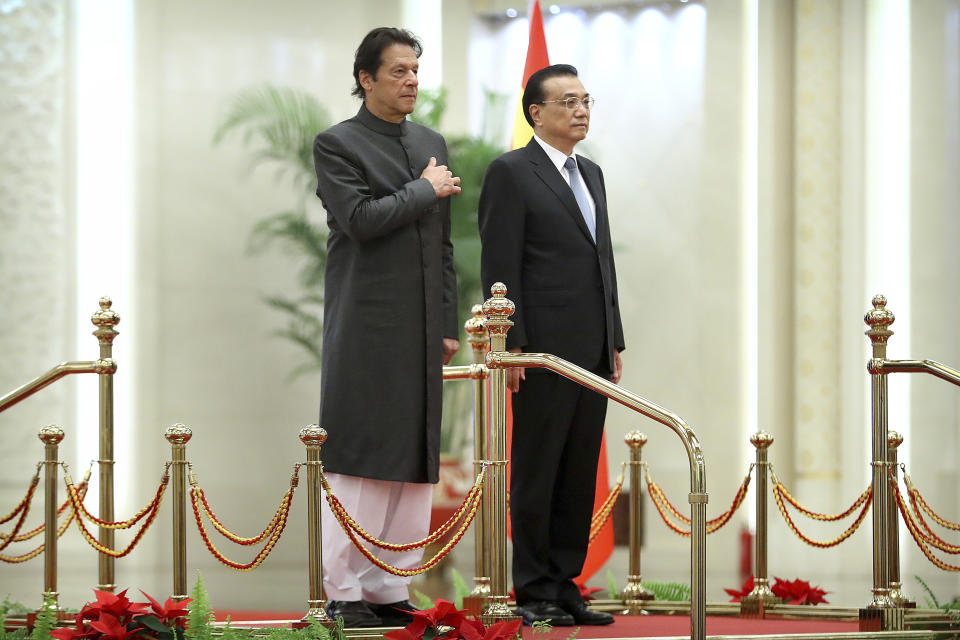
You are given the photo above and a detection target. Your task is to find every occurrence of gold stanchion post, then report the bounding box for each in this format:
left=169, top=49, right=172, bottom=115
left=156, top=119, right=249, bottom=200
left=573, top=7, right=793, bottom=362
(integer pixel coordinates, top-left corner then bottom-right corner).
left=860, top=295, right=903, bottom=631
left=621, top=431, right=653, bottom=614
left=39, top=425, right=65, bottom=611
left=300, top=425, right=335, bottom=627
left=463, top=305, right=491, bottom=613
left=91, top=297, right=119, bottom=592
left=886, top=431, right=914, bottom=608
left=165, top=424, right=191, bottom=601
left=740, top=431, right=780, bottom=617
left=480, top=283, right=519, bottom=625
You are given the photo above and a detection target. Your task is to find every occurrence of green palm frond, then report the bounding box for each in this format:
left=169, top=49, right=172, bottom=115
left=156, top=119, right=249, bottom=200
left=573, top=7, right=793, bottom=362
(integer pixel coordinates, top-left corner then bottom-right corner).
left=213, top=85, right=332, bottom=191
left=249, top=209, right=328, bottom=287
left=641, top=580, right=691, bottom=601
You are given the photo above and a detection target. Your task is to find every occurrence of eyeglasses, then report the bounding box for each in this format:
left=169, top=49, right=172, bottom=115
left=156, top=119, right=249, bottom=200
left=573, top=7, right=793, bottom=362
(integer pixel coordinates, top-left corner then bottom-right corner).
left=540, top=96, right=596, bottom=110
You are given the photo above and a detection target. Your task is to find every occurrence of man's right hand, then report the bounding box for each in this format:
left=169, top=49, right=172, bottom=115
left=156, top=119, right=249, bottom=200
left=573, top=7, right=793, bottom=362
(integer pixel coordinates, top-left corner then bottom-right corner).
left=422, top=156, right=462, bottom=198
left=507, top=347, right=524, bottom=392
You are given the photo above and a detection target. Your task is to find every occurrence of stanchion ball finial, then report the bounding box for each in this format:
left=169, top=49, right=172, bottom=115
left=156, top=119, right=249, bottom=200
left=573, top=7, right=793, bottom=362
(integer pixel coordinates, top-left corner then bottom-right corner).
left=864, top=294, right=894, bottom=340
left=482, top=283, right=515, bottom=324
left=887, top=431, right=903, bottom=449
left=750, top=431, right=773, bottom=449
left=38, top=425, right=65, bottom=445
left=91, top=297, right=121, bottom=328
left=464, top=304, right=486, bottom=340
left=299, top=424, right=327, bottom=447
left=164, top=423, right=193, bottom=444
left=625, top=431, right=647, bottom=449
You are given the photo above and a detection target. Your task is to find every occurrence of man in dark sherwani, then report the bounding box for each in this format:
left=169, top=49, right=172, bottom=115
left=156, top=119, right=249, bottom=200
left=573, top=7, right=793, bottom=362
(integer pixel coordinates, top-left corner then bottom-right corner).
left=313, top=27, right=461, bottom=628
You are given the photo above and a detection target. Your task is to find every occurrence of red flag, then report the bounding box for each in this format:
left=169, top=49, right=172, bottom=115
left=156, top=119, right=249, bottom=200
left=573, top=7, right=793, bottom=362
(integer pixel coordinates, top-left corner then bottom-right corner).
left=511, top=1, right=550, bottom=150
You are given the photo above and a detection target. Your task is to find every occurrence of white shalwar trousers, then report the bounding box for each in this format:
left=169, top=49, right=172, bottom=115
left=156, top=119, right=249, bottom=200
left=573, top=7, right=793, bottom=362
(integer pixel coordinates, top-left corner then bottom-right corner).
left=321, top=472, right=434, bottom=604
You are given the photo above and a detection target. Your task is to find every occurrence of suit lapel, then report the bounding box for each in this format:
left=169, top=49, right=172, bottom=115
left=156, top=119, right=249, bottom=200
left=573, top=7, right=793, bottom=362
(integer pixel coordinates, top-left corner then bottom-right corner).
left=524, top=140, right=596, bottom=245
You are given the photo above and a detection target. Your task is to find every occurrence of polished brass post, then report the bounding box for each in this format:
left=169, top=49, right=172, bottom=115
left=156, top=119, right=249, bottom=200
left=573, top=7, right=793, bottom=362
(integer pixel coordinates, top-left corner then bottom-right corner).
left=621, top=431, right=653, bottom=614
left=860, top=295, right=902, bottom=631
left=886, top=431, right=913, bottom=608
left=480, top=283, right=518, bottom=624
left=39, top=425, right=65, bottom=610
left=300, top=425, right=335, bottom=627
left=740, top=431, right=780, bottom=617
left=464, top=305, right=491, bottom=609
left=165, top=424, right=191, bottom=601
left=91, top=297, right=119, bottom=593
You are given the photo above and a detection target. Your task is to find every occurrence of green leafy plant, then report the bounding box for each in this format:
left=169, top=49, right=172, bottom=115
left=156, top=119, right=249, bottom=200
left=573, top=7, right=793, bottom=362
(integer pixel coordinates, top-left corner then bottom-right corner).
left=530, top=620, right=551, bottom=635
left=1, top=597, right=31, bottom=618
left=605, top=570, right=619, bottom=600
left=916, top=575, right=960, bottom=612
left=640, top=580, right=691, bottom=602
left=186, top=574, right=214, bottom=640
left=31, top=594, right=57, bottom=640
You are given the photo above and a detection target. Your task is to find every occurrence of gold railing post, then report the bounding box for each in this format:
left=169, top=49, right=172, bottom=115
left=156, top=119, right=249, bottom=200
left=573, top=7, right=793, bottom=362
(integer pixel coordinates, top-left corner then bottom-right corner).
left=740, top=431, right=780, bottom=617
left=480, top=283, right=518, bottom=625
left=165, top=424, right=191, bottom=601
left=39, top=425, right=65, bottom=611
left=464, top=305, right=491, bottom=610
left=91, top=297, right=119, bottom=592
left=886, top=431, right=913, bottom=608
left=299, top=425, right=335, bottom=627
left=621, top=431, right=653, bottom=614
left=860, top=295, right=902, bottom=631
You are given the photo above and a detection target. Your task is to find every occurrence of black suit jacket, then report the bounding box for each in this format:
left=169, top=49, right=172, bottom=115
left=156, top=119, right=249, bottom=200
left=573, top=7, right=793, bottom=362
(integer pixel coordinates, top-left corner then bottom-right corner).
left=478, top=138, right=624, bottom=372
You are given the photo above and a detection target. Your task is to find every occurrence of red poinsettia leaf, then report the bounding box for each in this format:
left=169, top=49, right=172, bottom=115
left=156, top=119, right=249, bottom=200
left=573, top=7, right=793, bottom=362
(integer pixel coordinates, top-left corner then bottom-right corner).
left=482, top=619, right=522, bottom=640
left=88, top=613, right=141, bottom=640
left=724, top=575, right=755, bottom=602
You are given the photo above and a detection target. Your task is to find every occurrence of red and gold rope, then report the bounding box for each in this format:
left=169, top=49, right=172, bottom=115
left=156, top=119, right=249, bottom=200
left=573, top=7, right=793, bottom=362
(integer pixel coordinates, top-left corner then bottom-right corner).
left=323, top=467, right=486, bottom=553
left=645, top=466, right=751, bottom=536
left=67, top=465, right=170, bottom=529
left=891, top=475, right=960, bottom=572
left=0, top=467, right=40, bottom=525
left=771, top=470, right=871, bottom=522
left=331, top=484, right=483, bottom=577
left=67, top=477, right=166, bottom=558
left=0, top=482, right=89, bottom=563
left=903, top=472, right=960, bottom=532
left=191, top=488, right=290, bottom=571
left=771, top=482, right=871, bottom=548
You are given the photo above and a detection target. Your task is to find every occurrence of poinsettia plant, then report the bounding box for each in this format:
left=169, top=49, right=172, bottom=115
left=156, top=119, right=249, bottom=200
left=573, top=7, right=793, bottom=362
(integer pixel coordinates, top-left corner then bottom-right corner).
left=50, top=589, right=191, bottom=640
left=724, top=575, right=829, bottom=605
left=383, top=599, right=521, bottom=640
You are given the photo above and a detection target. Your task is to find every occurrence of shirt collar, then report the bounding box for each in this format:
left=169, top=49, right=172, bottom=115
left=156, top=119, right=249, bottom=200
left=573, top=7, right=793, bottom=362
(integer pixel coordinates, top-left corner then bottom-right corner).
left=533, top=134, right=576, bottom=173
left=356, top=103, right=407, bottom=138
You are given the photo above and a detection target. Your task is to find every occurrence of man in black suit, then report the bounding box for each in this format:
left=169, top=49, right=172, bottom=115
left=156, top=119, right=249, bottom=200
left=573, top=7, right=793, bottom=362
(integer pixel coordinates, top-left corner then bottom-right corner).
left=478, top=64, right=624, bottom=626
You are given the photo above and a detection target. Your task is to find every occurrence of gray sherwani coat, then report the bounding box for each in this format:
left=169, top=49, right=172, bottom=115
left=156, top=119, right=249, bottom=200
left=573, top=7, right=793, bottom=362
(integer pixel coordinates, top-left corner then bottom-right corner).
left=313, top=104, right=458, bottom=484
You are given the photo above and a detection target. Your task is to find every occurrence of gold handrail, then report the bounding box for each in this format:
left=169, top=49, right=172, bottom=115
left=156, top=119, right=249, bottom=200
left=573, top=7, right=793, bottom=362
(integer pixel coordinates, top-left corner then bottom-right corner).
left=870, top=358, right=960, bottom=386
left=0, top=361, right=104, bottom=413
left=485, top=344, right=709, bottom=640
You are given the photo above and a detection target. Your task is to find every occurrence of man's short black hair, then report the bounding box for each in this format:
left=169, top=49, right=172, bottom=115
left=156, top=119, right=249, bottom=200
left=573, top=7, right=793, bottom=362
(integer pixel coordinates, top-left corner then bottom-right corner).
left=352, top=27, right=423, bottom=100
left=521, top=63, right=579, bottom=128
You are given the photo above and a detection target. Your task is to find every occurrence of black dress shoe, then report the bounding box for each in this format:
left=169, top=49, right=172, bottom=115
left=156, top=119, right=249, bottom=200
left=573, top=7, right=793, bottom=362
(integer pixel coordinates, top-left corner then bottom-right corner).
left=514, top=601, right=575, bottom=626
left=366, top=600, right=418, bottom=627
left=562, top=600, right=614, bottom=625
left=326, top=600, right=383, bottom=628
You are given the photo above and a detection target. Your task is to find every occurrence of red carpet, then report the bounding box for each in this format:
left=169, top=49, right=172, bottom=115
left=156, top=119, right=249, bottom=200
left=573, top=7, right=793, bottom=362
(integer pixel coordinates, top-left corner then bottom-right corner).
left=216, top=612, right=860, bottom=637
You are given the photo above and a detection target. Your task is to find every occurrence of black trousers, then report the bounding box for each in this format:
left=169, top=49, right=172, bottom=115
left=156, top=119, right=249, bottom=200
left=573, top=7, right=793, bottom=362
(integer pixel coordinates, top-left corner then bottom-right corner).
left=510, top=365, right=609, bottom=606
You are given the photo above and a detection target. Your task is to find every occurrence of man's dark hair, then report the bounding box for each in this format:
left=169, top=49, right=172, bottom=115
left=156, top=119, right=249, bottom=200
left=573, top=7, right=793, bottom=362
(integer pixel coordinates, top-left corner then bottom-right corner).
left=352, top=27, right=423, bottom=99
left=521, top=63, right=579, bottom=128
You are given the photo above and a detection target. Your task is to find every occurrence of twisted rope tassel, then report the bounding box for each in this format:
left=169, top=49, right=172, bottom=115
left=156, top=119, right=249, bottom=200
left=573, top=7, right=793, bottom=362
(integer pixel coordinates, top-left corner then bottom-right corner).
left=771, top=466, right=871, bottom=521
left=771, top=479, right=871, bottom=548
left=190, top=465, right=300, bottom=571
left=890, top=474, right=960, bottom=571
left=324, top=466, right=485, bottom=576
left=589, top=463, right=626, bottom=542
left=903, top=470, right=960, bottom=532
left=646, top=463, right=751, bottom=536
left=66, top=466, right=169, bottom=558
left=0, top=475, right=91, bottom=563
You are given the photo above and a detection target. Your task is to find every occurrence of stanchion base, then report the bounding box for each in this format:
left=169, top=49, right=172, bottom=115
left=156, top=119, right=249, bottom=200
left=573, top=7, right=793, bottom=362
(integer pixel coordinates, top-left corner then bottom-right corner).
left=858, top=606, right=905, bottom=631
left=739, top=596, right=780, bottom=619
